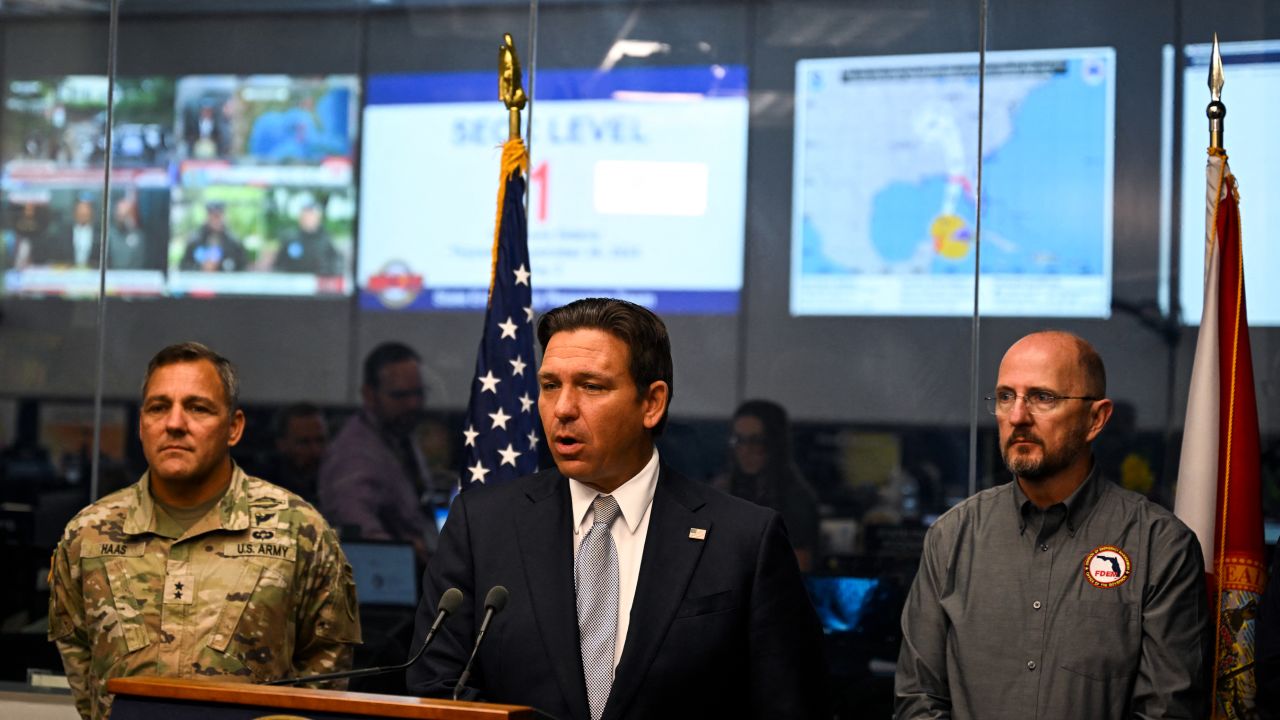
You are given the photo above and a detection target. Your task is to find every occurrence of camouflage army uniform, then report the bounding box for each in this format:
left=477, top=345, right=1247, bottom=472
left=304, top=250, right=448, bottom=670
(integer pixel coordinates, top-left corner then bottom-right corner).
left=48, top=466, right=362, bottom=719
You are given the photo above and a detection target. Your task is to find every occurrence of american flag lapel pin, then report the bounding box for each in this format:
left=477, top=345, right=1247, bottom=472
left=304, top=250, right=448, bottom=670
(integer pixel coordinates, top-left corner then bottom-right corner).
left=688, top=528, right=707, bottom=541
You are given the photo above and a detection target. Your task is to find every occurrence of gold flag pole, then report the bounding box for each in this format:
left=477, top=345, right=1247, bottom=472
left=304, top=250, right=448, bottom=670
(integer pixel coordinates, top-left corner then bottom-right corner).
left=499, top=33, right=527, bottom=141
left=1207, top=33, right=1225, bottom=151
left=489, top=33, right=530, bottom=298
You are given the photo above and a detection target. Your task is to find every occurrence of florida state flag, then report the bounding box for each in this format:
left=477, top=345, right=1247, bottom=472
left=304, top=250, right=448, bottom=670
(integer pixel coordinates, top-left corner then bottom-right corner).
left=1174, top=148, right=1265, bottom=719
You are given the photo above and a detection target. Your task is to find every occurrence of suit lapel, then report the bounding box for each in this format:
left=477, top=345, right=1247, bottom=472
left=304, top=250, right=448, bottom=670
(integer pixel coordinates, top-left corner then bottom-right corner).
left=605, top=467, right=708, bottom=720
left=514, top=470, right=591, bottom=720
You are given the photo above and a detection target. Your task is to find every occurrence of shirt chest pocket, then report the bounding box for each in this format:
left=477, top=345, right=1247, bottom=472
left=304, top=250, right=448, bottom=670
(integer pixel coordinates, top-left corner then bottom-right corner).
left=204, top=561, right=295, bottom=680
left=102, top=559, right=153, bottom=654
left=1059, top=599, right=1139, bottom=681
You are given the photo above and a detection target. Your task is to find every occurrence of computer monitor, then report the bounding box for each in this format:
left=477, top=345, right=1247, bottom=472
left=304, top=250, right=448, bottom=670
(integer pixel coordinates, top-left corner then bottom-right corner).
left=341, top=541, right=418, bottom=608
left=803, top=575, right=882, bottom=634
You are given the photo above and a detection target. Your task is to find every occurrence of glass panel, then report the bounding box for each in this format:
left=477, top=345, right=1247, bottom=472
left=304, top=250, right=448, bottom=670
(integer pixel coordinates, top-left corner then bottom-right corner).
left=0, top=0, right=113, bottom=684
left=973, top=0, right=1276, bottom=716
left=1175, top=3, right=1280, bottom=535
left=972, top=4, right=1279, bottom=518
left=973, top=2, right=1152, bottom=494
left=0, top=0, right=1097, bottom=714
left=743, top=1, right=982, bottom=714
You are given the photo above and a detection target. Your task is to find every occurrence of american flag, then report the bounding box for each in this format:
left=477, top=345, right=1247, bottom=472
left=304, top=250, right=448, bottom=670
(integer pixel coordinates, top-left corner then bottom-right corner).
left=461, top=138, right=542, bottom=489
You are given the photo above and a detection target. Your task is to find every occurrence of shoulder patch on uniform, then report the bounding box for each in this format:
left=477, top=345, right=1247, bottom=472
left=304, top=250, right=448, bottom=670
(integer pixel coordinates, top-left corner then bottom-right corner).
left=247, top=493, right=287, bottom=511
left=1084, top=545, right=1132, bottom=589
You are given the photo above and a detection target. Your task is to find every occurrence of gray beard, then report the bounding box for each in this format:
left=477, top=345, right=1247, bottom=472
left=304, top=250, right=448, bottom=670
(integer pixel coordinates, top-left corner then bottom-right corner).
left=1003, top=426, right=1089, bottom=481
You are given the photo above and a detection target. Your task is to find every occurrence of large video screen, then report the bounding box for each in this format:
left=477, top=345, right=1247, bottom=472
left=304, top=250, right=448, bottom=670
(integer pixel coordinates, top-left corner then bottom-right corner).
left=1170, top=40, right=1280, bottom=326
left=1, top=74, right=359, bottom=298
left=358, top=65, right=748, bottom=314
left=1, top=76, right=172, bottom=297
left=791, top=47, right=1116, bottom=317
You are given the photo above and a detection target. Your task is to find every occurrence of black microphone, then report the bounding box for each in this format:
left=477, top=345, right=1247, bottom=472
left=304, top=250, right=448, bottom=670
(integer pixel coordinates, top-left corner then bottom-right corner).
left=267, top=587, right=464, bottom=686
left=452, top=585, right=509, bottom=700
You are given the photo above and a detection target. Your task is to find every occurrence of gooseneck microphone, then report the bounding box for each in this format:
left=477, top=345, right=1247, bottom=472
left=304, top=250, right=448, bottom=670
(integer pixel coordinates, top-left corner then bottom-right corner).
left=452, top=585, right=509, bottom=700
left=267, top=587, right=464, bottom=686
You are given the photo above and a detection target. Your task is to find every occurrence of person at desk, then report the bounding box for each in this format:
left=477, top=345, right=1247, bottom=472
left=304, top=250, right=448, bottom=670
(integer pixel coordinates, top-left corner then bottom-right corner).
left=265, top=402, right=330, bottom=504
left=895, top=331, right=1208, bottom=719
left=319, top=342, right=439, bottom=565
left=713, top=399, right=820, bottom=572
left=408, top=297, right=828, bottom=720
left=47, top=342, right=360, bottom=720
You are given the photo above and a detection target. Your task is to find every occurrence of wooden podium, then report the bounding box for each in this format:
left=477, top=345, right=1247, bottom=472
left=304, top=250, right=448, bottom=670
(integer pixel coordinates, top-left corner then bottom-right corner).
left=106, top=677, right=535, bottom=720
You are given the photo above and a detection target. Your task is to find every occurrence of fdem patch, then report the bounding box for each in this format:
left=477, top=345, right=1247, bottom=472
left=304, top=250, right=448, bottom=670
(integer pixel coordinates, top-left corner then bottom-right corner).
left=1084, top=545, right=1131, bottom=589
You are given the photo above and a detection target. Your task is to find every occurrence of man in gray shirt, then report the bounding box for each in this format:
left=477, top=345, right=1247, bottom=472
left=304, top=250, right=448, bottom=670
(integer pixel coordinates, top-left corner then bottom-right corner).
left=895, top=331, right=1208, bottom=719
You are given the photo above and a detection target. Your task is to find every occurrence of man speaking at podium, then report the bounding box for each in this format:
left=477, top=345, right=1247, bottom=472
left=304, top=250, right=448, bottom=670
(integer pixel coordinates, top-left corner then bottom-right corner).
left=408, top=298, right=828, bottom=719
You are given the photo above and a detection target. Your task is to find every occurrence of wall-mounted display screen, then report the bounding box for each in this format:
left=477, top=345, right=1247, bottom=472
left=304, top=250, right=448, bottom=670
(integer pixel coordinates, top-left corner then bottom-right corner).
left=1171, top=40, right=1280, bottom=326
left=358, top=65, right=748, bottom=314
left=1, top=76, right=172, bottom=296
left=791, top=47, right=1116, bottom=318
left=1, top=74, right=359, bottom=298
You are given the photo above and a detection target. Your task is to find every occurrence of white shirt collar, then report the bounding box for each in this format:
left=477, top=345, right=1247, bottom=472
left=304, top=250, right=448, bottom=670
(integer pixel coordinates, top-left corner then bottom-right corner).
left=569, top=448, right=660, bottom=535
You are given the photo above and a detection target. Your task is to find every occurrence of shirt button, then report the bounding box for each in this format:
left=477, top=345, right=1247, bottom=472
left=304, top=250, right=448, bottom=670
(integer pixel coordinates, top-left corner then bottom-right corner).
left=1040, top=544, right=1049, bottom=551
left=1027, top=660, right=1037, bottom=671
left=1033, top=601, right=1042, bottom=610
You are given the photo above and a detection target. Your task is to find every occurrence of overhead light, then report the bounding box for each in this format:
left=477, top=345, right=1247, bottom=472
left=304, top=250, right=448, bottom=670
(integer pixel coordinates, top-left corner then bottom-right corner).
left=600, top=40, right=671, bottom=71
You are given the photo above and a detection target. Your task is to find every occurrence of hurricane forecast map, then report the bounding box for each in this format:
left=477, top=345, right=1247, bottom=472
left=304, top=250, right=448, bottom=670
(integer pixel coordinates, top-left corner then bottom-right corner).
left=791, top=47, right=1115, bottom=317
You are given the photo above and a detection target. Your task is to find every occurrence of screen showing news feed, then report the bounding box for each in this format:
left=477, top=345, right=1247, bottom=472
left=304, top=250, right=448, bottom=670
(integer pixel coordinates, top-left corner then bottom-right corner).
left=1, top=74, right=359, bottom=299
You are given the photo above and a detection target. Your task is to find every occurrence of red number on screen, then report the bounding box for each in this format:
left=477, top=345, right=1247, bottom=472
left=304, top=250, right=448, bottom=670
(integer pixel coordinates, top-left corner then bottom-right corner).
left=529, top=161, right=548, bottom=222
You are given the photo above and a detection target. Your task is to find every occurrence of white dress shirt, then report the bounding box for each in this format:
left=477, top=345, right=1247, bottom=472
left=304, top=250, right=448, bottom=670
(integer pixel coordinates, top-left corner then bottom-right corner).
left=72, top=224, right=94, bottom=267
left=569, top=448, right=659, bottom=670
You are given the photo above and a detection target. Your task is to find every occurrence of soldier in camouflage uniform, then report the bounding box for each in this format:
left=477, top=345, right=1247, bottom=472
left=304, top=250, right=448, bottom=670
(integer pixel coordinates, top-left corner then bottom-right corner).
left=48, top=342, right=361, bottom=719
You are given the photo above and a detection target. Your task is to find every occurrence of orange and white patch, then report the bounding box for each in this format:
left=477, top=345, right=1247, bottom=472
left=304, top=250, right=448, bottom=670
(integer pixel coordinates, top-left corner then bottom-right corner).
left=1083, top=545, right=1131, bottom=589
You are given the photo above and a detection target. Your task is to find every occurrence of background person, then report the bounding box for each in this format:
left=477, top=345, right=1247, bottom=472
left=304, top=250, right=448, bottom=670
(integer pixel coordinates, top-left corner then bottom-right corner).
left=318, top=342, right=440, bottom=565
left=179, top=200, right=246, bottom=272
left=271, top=197, right=342, bottom=275
left=105, top=194, right=147, bottom=270
left=713, top=399, right=820, bottom=572
left=262, top=402, right=329, bottom=504
left=38, top=195, right=96, bottom=268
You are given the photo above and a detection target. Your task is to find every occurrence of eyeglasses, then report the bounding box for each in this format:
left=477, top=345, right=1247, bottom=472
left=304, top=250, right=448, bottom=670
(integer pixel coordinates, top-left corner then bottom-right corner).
left=985, top=390, right=1100, bottom=415
left=729, top=433, right=767, bottom=448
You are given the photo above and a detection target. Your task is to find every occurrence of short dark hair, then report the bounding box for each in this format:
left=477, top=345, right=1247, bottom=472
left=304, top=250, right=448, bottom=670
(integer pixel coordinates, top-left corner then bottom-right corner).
left=142, top=342, right=239, bottom=411
left=363, top=341, right=421, bottom=390
left=536, top=297, right=673, bottom=435
left=272, top=402, right=325, bottom=438
left=1074, top=336, right=1107, bottom=398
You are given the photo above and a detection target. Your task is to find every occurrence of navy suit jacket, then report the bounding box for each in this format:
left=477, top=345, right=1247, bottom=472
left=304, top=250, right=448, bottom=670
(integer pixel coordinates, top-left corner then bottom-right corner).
left=406, top=463, right=829, bottom=719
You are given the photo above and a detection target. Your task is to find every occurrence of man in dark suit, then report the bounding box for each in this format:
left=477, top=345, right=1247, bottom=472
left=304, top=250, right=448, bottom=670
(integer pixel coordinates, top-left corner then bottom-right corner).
left=38, top=195, right=96, bottom=267
left=407, top=298, right=827, bottom=719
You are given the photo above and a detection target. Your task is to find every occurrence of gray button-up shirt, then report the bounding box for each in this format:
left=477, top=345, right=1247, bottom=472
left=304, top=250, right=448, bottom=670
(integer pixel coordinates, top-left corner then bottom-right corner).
left=895, top=465, right=1209, bottom=719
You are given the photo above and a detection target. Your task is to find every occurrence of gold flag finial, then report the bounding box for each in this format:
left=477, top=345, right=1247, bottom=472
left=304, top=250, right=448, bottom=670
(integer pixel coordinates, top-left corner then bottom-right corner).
left=1208, top=33, right=1226, bottom=151
left=499, top=33, right=527, bottom=141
